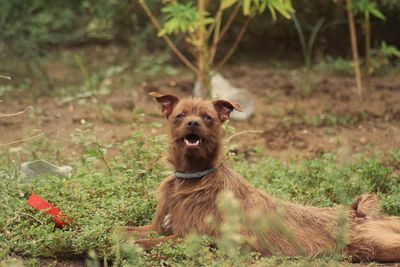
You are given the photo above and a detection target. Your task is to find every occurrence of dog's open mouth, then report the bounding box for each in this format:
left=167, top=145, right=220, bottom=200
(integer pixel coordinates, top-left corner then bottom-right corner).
left=183, top=134, right=203, bottom=147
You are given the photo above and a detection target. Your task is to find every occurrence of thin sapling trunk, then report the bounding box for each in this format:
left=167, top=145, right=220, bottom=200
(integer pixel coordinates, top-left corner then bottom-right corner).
left=197, top=0, right=211, bottom=99
left=365, top=11, right=371, bottom=77
left=346, top=0, right=364, bottom=99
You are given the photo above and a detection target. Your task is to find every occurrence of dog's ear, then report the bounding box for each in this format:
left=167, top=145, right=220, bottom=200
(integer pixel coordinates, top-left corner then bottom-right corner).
left=213, top=99, right=242, bottom=122
left=149, top=92, right=180, bottom=118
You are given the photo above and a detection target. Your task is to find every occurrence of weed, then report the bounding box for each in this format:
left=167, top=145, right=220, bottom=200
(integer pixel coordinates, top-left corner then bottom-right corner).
left=133, top=51, right=178, bottom=78
left=303, top=113, right=359, bottom=127
left=59, top=64, right=128, bottom=103
left=316, top=57, right=354, bottom=76
left=370, top=41, right=400, bottom=75
left=291, top=13, right=324, bottom=96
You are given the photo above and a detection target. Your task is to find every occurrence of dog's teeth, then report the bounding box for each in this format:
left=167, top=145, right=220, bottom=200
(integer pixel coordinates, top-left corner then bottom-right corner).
left=184, top=138, right=200, bottom=146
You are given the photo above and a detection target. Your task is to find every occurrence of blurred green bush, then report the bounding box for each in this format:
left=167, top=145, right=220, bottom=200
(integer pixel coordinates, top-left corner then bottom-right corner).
left=1, top=0, right=400, bottom=61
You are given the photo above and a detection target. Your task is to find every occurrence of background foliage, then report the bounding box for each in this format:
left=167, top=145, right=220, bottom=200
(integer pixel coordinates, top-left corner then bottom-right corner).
left=1, top=0, right=400, bottom=61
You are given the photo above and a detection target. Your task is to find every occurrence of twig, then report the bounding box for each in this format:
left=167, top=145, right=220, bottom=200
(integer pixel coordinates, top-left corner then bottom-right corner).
left=0, top=75, right=11, bottom=80
left=96, top=145, right=112, bottom=176
left=0, top=106, right=33, bottom=118
left=16, top=211, right=45, bottom=225
left=139, top=0, right=199, bottom=75
left=219, top=3, right=242, bottom=43
left=215, top=16, right=251, bottom=73
left=0, top=133, right=45, bottom=147
left=206, top=8, right=222, bottom=38
left=226, top=130, right=263, bottom=142
left=209, top=9, right=223, bottom=64
left=210, top=2, right=242, bottom=64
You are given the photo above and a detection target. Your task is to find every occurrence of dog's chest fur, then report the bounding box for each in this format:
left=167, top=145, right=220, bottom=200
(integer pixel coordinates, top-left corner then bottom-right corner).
left=157, top=166, right=262, bottom=236
left=161, top=174, right=223, bottom=235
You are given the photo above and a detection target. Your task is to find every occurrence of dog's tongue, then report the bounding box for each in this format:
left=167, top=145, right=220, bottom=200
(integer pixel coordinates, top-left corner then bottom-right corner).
left=184, top=138, right=199, bottom=146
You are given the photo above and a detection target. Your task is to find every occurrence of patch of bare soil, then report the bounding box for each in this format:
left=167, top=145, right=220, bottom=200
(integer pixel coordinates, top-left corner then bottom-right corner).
left=1, top=59, right=399, bottom=166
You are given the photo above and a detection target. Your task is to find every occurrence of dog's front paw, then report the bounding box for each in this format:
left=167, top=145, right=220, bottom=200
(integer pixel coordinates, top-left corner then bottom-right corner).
left=114, top=225, right=155, bottom=239
left=161, top=214, right=172, bottom=235
left=135, top=235, right=178, bottom=250
left=135, top=239, right=156, bottom=250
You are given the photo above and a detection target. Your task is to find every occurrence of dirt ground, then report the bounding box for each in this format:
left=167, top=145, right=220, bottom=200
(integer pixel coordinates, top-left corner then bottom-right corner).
left=1, top=49, right=400, bottom=168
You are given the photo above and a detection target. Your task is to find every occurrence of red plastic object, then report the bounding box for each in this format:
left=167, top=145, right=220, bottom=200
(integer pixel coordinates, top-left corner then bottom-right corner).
left=27, top=193, right=72, bottom=228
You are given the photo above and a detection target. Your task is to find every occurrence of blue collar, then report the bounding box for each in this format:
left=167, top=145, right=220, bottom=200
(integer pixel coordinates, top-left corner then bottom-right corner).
left=175, top=167, right=216, bottom=179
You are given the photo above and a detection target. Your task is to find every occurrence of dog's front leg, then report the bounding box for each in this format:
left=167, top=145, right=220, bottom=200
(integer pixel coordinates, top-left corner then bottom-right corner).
left=116, top=225, right=156, bottom=239
left=135, top=234, right=180, bottom=250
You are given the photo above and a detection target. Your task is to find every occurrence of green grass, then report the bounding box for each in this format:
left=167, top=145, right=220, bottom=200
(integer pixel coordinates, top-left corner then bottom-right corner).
left=1, top=117, right=399, bottom=266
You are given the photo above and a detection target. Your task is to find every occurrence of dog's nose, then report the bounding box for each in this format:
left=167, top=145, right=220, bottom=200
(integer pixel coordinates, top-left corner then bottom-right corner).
left=187, top=120, right=200, bottom=128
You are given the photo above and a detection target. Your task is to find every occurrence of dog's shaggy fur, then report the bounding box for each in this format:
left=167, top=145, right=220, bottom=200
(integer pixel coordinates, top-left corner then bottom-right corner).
left=122, top=93, right=400, bottom=262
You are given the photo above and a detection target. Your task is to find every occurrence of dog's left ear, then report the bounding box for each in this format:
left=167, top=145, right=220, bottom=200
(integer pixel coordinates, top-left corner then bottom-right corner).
left=213, top=99, right=242, bottom=122
left=149, top=92, right=180, bottom=118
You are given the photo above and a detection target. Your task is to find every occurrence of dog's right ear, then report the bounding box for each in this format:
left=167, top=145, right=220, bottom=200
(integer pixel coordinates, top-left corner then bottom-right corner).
left=149, top=92, right=180, bottom=118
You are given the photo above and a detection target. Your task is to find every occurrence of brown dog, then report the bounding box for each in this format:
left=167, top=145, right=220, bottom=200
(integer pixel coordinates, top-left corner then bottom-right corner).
left=122, top=92, right=400, bottom=262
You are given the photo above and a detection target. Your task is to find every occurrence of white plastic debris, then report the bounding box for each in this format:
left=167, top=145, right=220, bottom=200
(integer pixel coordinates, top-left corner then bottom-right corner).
left=20, top=160, right=73, bottom=179
left=194, top=73, right=255, bottom=120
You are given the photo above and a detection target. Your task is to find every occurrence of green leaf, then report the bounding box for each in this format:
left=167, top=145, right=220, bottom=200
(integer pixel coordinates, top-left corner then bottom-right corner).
left=243, top=0, right=251, bottom=16
left=204, top=18, right=215, bottom=25
left=369, top=6, right=385, bottom=20
left=159, top=2, right=204, bottom=36
left=268, top=5, right=277, bottom=20
left=221, top=0, right=238, bottom=10
left=352, top=0, right=386, bottom=20
left=259, top=1, right=268, bottom=13
left=273, top=0, right=294, bottom=19
left=253, top=0, right=294, bottom=20
left=380, top=41, right=400, bottom=58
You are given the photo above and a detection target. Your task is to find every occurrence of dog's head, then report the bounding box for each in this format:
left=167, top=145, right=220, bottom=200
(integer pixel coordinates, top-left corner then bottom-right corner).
left=150, top=92, right=241, bottom=167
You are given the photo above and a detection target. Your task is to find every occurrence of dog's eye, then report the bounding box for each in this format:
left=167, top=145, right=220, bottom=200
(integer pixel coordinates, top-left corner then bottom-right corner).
left=176, top=113, right=185, bottom=119
left=203, top=115, right=212, bottom=120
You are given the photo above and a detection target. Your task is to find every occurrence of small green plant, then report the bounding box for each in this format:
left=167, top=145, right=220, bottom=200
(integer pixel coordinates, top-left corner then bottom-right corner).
left=139, top=0, right=294, bottom=98
left=370, top=41, right=400, bottom=73
left=316, top=56, right=354, bottom=76
left=59, top=64, right=127, bottom=103
left=292, top=14, right=324, bottom=72
left=303, top=113, right=359, bottom=127
left=385, top=149, right=400, bottom=170
left=378, top=41, right=400, bottom=58
left=291, top=13, right=324, bottom=96
left=134, top=51, right=178, bottom=77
